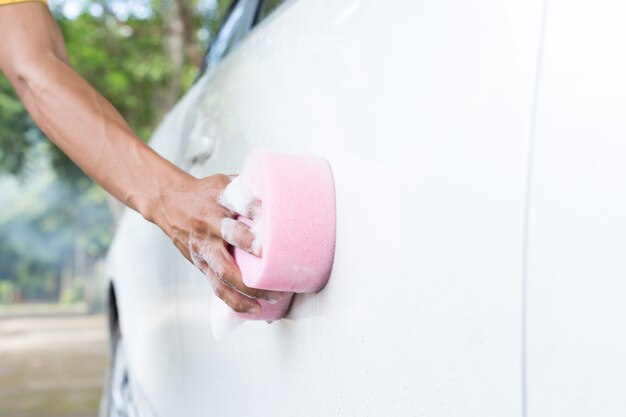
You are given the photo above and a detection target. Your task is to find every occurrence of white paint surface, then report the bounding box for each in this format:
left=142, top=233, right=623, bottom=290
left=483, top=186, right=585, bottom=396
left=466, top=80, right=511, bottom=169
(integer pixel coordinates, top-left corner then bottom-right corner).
left=527, top=0, right=626, bottom=415
left=106, top=0, right=548, bottom=415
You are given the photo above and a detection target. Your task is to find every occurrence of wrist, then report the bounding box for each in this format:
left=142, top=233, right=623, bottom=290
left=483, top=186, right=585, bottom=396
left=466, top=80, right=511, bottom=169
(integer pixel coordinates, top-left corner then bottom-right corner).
left=139, top=162, right=195, bottom=235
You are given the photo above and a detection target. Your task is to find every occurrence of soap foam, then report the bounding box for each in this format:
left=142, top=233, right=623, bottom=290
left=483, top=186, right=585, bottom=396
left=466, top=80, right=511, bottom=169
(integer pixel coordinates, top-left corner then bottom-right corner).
left=188, top=233, right=221, bottom=290
left=219, top=217, right=262, bottom=257
left=218, top=176, right=258, bottom=219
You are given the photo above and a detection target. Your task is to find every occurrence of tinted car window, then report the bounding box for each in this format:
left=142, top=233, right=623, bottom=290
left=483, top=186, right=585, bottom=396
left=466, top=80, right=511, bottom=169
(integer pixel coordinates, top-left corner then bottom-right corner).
left=258, top=0, right=290, bottom=21
left=201, top=0, right=260, bottom=74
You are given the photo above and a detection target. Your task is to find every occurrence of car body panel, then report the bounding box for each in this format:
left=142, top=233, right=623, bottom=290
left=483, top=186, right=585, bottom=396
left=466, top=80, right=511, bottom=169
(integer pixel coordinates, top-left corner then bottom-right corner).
left=171, top=0, right=543, bottom=415
left=527, top=0, right=626, bottom=415
left=106, top=0, right=550, bottom=415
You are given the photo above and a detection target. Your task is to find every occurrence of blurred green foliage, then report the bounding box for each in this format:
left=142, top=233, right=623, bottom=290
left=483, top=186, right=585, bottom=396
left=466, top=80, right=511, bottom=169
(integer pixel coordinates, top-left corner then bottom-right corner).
left=0, top=158, right=113, bottom=301
left=60, top=280, right=84, bottom=305
left=0, top=0, right=233, bottom=182
left=0, top=77, right=36, bottom=177
left=0, top=280, right=16, bottom=304
left=59, top=13, right=174, bottom=143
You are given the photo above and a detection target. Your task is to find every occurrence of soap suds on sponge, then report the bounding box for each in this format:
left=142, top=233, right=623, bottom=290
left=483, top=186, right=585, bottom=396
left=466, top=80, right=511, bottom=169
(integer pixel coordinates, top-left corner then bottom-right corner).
left=219, top=217, right=262, bottom=257
left=218, top=176, right=263, bottom=256
left=218, top=176, right=260, bottom=220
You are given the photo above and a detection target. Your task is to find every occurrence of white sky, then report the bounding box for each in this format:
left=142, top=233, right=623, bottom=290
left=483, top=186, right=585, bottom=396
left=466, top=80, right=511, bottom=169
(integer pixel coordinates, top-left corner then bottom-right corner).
left=49, top=0, right=155, bottom=20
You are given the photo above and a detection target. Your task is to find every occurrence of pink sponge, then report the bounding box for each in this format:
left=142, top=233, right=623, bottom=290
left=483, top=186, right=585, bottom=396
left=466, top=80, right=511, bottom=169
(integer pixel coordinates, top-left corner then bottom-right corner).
left=210, top=151, right=336, bottom=335
left=233, top=152, right=336, bottom=293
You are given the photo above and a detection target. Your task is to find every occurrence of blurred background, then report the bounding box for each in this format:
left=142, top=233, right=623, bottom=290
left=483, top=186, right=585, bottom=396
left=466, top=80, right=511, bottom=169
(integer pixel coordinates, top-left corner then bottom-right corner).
left=0, top=0, right=232, bottom=415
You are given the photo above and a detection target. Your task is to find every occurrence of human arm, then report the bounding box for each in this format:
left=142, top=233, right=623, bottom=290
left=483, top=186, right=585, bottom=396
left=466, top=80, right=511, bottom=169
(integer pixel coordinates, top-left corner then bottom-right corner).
left=0, top=2, right=282, bottom=313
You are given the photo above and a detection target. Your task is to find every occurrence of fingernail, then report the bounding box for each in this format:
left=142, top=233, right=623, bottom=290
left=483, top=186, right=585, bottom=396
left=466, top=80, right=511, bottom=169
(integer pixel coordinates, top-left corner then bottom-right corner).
left=266, top=292, right=285, bottom=304
left=246, top=305, right=261, bottom=315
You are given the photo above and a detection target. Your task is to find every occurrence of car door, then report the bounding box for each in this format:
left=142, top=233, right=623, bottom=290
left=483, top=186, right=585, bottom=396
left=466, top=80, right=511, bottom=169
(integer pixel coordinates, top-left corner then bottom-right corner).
left=175, top=0, right=545, bottom=415
left=527, top=1, right=626, bottom=415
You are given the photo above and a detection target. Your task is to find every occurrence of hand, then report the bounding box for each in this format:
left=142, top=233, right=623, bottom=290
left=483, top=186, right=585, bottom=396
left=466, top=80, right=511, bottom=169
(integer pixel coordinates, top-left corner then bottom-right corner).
left=156, top=174, right=283, bottom=315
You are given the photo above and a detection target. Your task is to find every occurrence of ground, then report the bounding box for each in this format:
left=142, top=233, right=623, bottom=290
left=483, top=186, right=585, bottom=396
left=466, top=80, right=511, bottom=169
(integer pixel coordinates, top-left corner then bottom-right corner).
left=0, top=314, right=108, bottom=417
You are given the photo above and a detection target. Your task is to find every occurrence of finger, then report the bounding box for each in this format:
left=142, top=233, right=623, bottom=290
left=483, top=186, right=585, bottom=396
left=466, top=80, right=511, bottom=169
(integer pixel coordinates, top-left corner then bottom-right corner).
left=172, top=236, right=192, bottom=262
left=217, top=283, right=261, bottom=315
left=189, top=247, right=262, bottom=314
left=220, top=217, right=261, bottom=256
left=190, top=203, right=233, bottom=238
left=218, top=176, right=261, bottom=220
left=206, top=268, right=262, bottom=315
left=208, top=243, right=284, bottom=303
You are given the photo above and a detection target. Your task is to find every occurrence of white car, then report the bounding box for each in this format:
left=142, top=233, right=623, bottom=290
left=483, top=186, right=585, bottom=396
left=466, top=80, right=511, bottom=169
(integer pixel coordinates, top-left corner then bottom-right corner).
left=102, top=0, right=626, bottom=416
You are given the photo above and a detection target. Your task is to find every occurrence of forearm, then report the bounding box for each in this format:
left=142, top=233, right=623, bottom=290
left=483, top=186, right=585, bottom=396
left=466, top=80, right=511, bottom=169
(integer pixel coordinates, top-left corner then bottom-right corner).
left=10, top=53, right=190, bottom=227
left=0, top=2, right=191, bottom=231
left=0, top=2, right=280, bottom=313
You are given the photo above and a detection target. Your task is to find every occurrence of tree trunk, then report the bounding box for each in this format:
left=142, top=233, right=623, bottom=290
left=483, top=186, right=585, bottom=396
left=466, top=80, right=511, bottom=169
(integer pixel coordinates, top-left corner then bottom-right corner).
left=176, top=0, right=203, bottom=67
left=162, top=0, right=202, bottom=115
left=163, top=1, right=186, bottom=113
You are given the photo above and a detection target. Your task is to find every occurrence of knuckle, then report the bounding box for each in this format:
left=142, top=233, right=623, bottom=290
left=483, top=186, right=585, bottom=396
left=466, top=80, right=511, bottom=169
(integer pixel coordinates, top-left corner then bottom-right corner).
left=231, top=301, right=248, bottom=313
left=212, top=174, right=231, bottom=188
left=207, top=212, right=224, bottom=233
left=212, top=263, right=226, bottom=280
left=173, top=239, right=187, bottom=254
left=190, top=215, right=207, bottom=233
left=187, top=239, right=199, bottom=253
